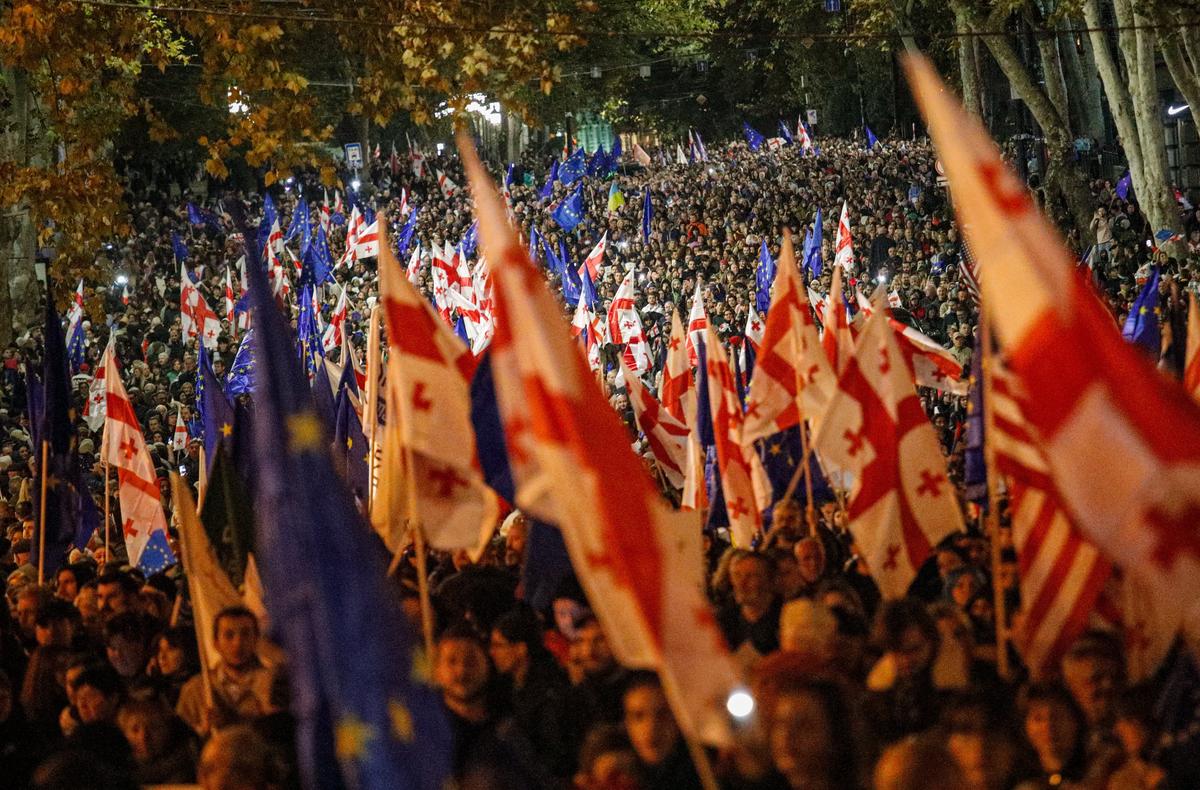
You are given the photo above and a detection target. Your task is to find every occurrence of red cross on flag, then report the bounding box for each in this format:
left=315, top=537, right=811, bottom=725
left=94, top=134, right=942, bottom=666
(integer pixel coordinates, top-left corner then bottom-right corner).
left=101, top=349, right=170, bottom=568
left=171, top=407, right=188, bottom=456
left=659, top=308, right=694, bottom=426
left=812, top=295, right=962, bottom=599
left=578, top=232, right=607, bottom=282
left=606, top=268, right=652, bottom=373
left=908, top=52, right=1200, bottom=638
left=321, top=285, right=349, bottom=353
left=405, top=243, right=424, bottom=285
left=702, top=327, right=765, bottom=546
left=437, top=170, right=459, bottom=198
left=83, top=337, right=113, bottom=432
left=621, top=358, right=689, bottom=489
left=853, top=291, right=968, bottom=395
left=743, top=231, right=835, bottom=447
left=372, top=213, right=498, bottom=559
left=354, top=217, right=380, bottom=259
left=685, top=281, right=709, bottom=367
left=460, top=134, right=740, bottom=748
left=223, top=267, right=236, bottom=330
left=180, top=263, right=221, bottom=349
left=341, top=206, right=362, bottom=266
left=1185, top=293, right=1200, bottom=400
left=834, top=200, right=855, bottom=273
left=821, top=260, right=854, bottom=375
left=743, top=306, right=765, bottom=353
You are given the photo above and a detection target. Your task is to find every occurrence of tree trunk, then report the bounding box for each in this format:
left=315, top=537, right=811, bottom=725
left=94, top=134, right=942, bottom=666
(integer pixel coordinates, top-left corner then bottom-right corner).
left=1083, top=0, right=1147, bottom=186
left=1060, top=26, right=1106, bottom=143
left=1030, top=20, right=1071, bottom=132
left=955, top=7, right=982, bottom=116
left=952, top=0, right=1094, bottom=237
left=1161, top=30, right=1200, bottom=132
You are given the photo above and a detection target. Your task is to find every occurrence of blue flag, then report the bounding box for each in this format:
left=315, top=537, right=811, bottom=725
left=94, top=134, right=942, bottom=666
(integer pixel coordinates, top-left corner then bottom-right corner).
left=297, top=285, right=325, bottom=378
left=1116, top=170, right=1132, bottom=202
left=171, top=232, right=189, bottom=262
left=30, top=290, right=89, bottom=576
left=312, top=357, right=338, bottom=432
left=258, top=194, right=278, bottom=253
left=65, top=319, right=86, bottom=374
left=528, top=226, right=540, bottom=265
left=608, top=137, right=622, bottom=174
left=1122, top=267, right=1161, bottom=354
left=284, top=198, right=310, bottom=245
left=397, top=208, right=419, bottom=258
left=865, top=125, right=880, bottom=150
left=642, top=188, right=653, bottom=243
left=300, top=225, right=334, bottom=287
left=540, top=160, right=559, bottom=201
left=469, top=353, right=515, bottom=504
left=804, top=208, right=824, bottom=278
left=197, top=343, right=235, bottom=467
left=586, top=147, right=606, bottom=178
left=225, top=329, right=256, bottom=398
left=461, top=220, right=479, bottom=260
left=962, top=339, right=988, bottom=505
left=551, top=185, right=584, bottom=232
left=755, top=240, right=776, bottom=314
left=332, top=368, right=370, bottom=503
left=756, top=427, right=833, bottom=530
left=778, top=120, right=794, bottom=145
left=743, top=122, right=765, bottom=151
left=581, top=268, right=598, bottom=309
left=238, top=214, right=452, bottom=790
left=188, top=202, right=222, bottom=231
left=559, top=148, right=587, bottom=185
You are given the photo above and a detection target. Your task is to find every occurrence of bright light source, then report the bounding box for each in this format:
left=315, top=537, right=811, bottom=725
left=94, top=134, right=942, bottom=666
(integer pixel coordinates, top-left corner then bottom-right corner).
left=436, top=143, right=445, bottom=155
left=351, top=179, right=361, bottom=191
left=726, top=689, right=755, bottom=720
left=877, top=274, right=887, bottom=284
left=227, top=87, right=249, bottom=115
left=1168, top=104, right=1190, bottom=117
left=286, top=177, right=295, bottom=184
left=115, top=274, right=128, bottom=286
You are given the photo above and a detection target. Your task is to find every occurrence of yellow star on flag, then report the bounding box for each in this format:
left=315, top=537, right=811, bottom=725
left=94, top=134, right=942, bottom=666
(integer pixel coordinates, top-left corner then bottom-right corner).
left=220, top=422, right=233, bottom=437
left=409, top=645, right=433, bottom=685
left=334, top=714, right=376, bottom=762
left=388, top=699, right=415, bottom=742
left=286, top=412, right=323, bottom=452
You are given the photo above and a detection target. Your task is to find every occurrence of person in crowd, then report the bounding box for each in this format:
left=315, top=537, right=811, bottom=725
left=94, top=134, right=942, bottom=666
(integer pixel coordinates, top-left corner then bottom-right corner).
left=718, top=550, right=783, bottom=664
left=621, top=670, right=702, bottom=790
left=176, top=606, right=275, bottom=737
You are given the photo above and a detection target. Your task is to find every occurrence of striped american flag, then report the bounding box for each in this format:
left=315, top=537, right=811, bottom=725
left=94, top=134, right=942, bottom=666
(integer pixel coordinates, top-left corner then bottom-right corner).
left=988, top=364, right=1111, bottom=676
left=959, top=239, right=981, bottom=305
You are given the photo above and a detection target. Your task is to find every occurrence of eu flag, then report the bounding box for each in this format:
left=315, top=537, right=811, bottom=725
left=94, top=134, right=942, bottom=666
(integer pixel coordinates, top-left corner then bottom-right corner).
left=865, top=125, right=880, bottom=150
left=226, top=329, right=257, bottom=398
left=586, top=147, right=606, bottom=178
left=1122, top=266, right=1161, bottom=354
left=237, top=213, right=452, bottom=790
left=332, top=373, right=370, bottom=503
left=756, top=426, right=833, bottom=530
left=30, top=290, right=88, bottom=575
left=551, top=185, right=584, bottom=232
left=743, top=122, right=765, bottom=152
left=642, top=188, right=653, bottom=243
left=804, top=207, right=824, bottom=278
left=1116, top=170, right=1132, bottom=202
left=284, top=198, right=310, bottom=245
left=755, top=240, right=776, bottom=314
left=539, top=161, right=558, bottom=201
left=301, top=225, right=334, bottom=287
left=258, top=194, right=278, bottom=253
left=197, top=342, right=236, bottom=465
left=778, top=120, right=794, bottom=145
left=460, top=220, right=479, bottom=260
left=559, top=147, right=587, bottom=186
left=397, top=208, right=420, bottom=258
left=171, top=232, right=189, bottom=262
left=297, top=285, right=325, bottom=379
left=608, top=137, right=622, bottom=175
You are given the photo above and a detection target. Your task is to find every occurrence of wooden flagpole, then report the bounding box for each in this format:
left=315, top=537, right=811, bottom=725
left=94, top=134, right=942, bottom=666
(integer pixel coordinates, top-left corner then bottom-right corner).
left=37, top=440, right=48, bottom=585
left=103, top=461, right=111, bottom=561
left=799, top=420, right=817, bottom=535
left=978, top=311, right=1011, bottom=681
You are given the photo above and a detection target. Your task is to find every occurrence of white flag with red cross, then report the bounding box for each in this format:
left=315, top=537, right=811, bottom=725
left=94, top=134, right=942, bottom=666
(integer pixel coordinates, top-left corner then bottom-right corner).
left=374, top=214, right=498, bottom=558
left=437, top=170, right=459, bottom=198
left=834, top=200, right=855, bottom=273
left=180, top=263, right=220, bottom=349
left=743, top=232, right=835, bottom=447
left=578, top=232, right=607, bottom=282
left=702, top=327, right=764, bottom=547
left=621, top=358, right=689, bottom=489
left=821, top=262, right=854, bottom=375
left=660, top=308, right=694, bottom=426
left=606, top=268, right=652, bottom=373
left=322, top=285, right=349, bottom=354
left=908, top=52, right=1200, bottom=639
left=854, top=291, right=968, bottom=395
left=743, top=306, right=765, bottom=353
left=812, top=296, right=963, bottom=599
left=102, top=349, right=171, bottom=567
left=460, top=135, right=740, bottom=748
left=685, top=281, right=709, bottom=367
left=83, top=338, right=112, bottom=432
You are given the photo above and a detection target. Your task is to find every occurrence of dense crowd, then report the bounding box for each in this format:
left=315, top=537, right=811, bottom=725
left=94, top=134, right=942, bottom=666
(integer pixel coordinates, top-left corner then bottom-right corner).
left=1, top=132, right=1199, bottom=789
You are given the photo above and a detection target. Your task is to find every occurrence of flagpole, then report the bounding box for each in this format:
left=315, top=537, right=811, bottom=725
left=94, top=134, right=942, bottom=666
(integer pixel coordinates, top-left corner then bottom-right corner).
left=364, top=306, right=382, bottom=514
left=657, top=666, right=722, bottom=790
left=799, top=421, right=817, bottom=536
left=37, top=439, right=48, bottom=586
left=197, top=445, right=208, bottom=507
left=103, top=461, right=111, bottom=561
left=978, top=311, right=1011, bottom=682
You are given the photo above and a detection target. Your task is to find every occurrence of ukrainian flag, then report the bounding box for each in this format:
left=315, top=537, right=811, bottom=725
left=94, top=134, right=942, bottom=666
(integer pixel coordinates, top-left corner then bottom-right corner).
left=608, top=181, right=625, bottom=214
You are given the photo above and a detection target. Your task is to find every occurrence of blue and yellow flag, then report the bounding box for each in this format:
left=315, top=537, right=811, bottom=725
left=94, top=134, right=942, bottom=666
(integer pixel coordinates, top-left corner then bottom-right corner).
left=607, top=181, right=625, bottom=214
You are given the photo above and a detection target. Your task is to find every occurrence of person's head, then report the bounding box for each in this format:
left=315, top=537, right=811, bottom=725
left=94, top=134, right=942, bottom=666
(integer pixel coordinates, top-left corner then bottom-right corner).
left=213, top=606, right=259, bottom=671
left=574, top=724, right=636, bottom=789
left=72, top=664, right=124, bottom=724
left=874, top=599, right=939, bottom=680
left=573, top=613, right=615, bottom=678
left=489, top=606, right=544, bottom=679
left=551, top=576, right=587, bottom=641
left=502, top=511, right=528, bottom=568
left=56, top=566, right=87, bottom=601
left=729, top=550, right=774, bottom=611
left=104, top=613, right=152, bottom=679
left=778, top=598, right=838, bottom=662
left=1019, top=682, right=1086, bottom=774
left=1112, top=687, right=1158, bottom=761
left=95, top=571, right=139, bottom=620
left=621, top=672, right=679, bottom=767
left=35, top=597, right=80, bottom=647
left=156, top=626, right=199, bottom=678
left=874, top=734, right=967, bottom=790
left=1060, top=631, right=1124, bottom=728
left=793, top=537, right=826, bottom=585
left=435, top=625, right=491, bottom=708
left=198, top=724, right=282, bottom=790
left=116, top=697, right=173, bottom=763
left=16, top=585, right=49, bottom=638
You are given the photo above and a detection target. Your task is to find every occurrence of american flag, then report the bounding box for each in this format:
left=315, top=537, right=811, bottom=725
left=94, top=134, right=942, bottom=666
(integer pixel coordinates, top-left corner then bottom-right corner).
left=987, top=364, right=1111, bottom=676
left=959, top=238, right=981, bottom=305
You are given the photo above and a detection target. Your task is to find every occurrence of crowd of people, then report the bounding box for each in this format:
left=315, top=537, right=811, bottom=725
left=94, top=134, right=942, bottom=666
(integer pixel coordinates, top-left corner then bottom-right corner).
left=0, top=129, right=1199, bottom=789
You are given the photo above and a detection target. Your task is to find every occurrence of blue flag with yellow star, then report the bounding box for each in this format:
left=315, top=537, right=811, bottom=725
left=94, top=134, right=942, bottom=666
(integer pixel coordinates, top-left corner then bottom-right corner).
left=332, top=362, right=369, bottom=503
left=755, top=426, right=833, bottom=529
left=559, top=147, right=587, bottom=186
left=297, top=285, right=325, bottom=379
left=1122, top=266, right=1161, bottom=354
left=197, top=342, right=236, bottom=467
left=30, top=288, right=90, bottom=575
left=226, top=329, right=256, bottom=398
left=551, top=185, right=584, bottom=232
left=238, top=213, right=452, bottom=790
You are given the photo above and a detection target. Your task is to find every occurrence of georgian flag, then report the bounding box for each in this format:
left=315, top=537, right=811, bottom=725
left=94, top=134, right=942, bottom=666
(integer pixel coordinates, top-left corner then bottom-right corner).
left=180, top=263, right=221, bottom=349
left=406, top=243, right=424, bottom=284
left=834, top=201, right=856, bottom=273
left=322, top=285, right=349, bottom=353
left=578, top=232, right=607, bottom=281
left=83, top=338, right=113, bottom=432
left=437, top=170, right=459, bottom=198
left=685, top=281, right=708, bottom=367
left=621, top=357, right=689, bottom=488
left=354, top=217, right=380, bottom=259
